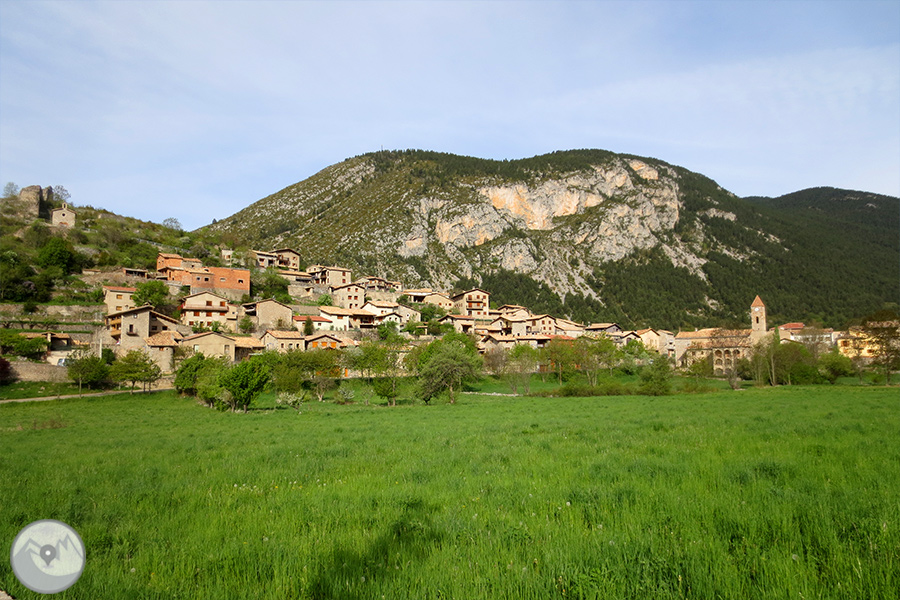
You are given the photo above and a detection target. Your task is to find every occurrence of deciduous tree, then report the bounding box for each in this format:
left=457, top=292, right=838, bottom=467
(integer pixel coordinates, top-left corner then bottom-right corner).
left=417, top=340, right=481, bottom=404
left=66, top=349, right=109, bottom=393
left=218, top=356, right=270, bottom=412
left=110, top=349, right=161, bottom=393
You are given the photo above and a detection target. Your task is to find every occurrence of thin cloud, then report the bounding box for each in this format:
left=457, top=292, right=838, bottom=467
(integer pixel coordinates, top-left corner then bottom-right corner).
left=1, top=1, right=897, bottom=228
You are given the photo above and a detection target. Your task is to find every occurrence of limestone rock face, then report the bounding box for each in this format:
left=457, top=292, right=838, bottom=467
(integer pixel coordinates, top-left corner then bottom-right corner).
left=393, top=158, right=688, bottom=297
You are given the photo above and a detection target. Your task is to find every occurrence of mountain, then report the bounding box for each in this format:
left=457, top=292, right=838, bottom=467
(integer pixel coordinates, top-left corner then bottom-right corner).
left=205, top=150, right=899, bottom=330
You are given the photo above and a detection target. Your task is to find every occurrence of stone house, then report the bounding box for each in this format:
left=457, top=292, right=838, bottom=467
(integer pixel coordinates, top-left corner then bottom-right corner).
left=278, top=270, right=313, bottom=284
left=51, top=203, right=76, bottom=227
left=250, top=250, right=279, bottom=269
left=180, top=292, right=238, bottom=331
left=145, top=331, right=183, bottom=372
left=422, top=292, right=454, bottom=311
left=439, top=314, right=476, bottom=334
left=233, top=336, right=265, bottom=361
left=496, top=305, right=531, bottom=319
left=491, top=315, right=531, bottom=337
left=293, top=314, right=333, bottom=332
left=181, top=331, right=237, bottom=362
left=306, top=332, right=346, bottom=350
left=636, top=328, right=676, bottom=357
left=452, top=288, right=491, bottom=320
left=332, top=283, right=366, bottom=310
left=308, top=265, right=352, bottom=287
left=584, top=323, right=623, bottom=337
left=261, top=330, right=308, bottom=352
left=242, top=299, right=293, bottom=331
left=103, top=286, right=136, bottom=314
left=273, top=248, right=302, bottom=270
left=361, top=300, right=420, bottom=325
left=554, top=318, right=585, bottom=338
left=531, top=314, right=558, bottom=336
left=104, top=305, right=190, bottom=353
left=318, top=306, right=354, bottom=331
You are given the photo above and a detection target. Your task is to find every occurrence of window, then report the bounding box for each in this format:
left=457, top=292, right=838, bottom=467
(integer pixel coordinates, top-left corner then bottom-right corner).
left=116, top=294, right=123, bottom=299
left=206, top=301, right=212, bottom=306
left=207, top=312, right=213, bottom=317
left=238, top=279, right=244, bottom=284
left=220, top=277, right=226, bottom=282
left=204, top=277, right=210, bottom=282
left=220, top=302, right=226, bottom=307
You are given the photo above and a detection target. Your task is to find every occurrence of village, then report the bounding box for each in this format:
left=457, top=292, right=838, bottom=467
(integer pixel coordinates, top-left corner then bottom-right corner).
left=19, top=242, right=871, bottom=381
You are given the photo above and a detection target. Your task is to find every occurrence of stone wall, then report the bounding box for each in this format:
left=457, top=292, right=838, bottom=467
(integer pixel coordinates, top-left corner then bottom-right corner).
left=9, top=361, right=70, bottom=383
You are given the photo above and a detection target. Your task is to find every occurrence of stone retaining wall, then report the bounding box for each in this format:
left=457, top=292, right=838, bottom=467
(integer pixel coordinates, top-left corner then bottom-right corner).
left=10, top=361, right=70, bottom=383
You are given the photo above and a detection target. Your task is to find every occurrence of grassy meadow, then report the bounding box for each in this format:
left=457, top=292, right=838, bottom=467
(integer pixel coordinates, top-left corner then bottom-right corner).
left=1, top=386, right=898, bottom=599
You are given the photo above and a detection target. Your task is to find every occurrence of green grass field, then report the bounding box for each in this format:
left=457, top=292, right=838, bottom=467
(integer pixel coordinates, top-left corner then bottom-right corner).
left=1, top=386, right=898, bottom=599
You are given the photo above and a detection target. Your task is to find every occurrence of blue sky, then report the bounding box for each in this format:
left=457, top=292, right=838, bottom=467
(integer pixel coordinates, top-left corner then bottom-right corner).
left=1, top=0, right=898, bottom=230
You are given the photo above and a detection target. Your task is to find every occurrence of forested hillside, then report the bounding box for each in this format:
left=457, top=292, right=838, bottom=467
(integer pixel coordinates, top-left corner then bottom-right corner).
left=207, top=150, right=899, bottom=329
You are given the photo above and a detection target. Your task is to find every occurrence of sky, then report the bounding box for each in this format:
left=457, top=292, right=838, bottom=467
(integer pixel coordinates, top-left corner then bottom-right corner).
left=1, top=0, right=898, bottom=231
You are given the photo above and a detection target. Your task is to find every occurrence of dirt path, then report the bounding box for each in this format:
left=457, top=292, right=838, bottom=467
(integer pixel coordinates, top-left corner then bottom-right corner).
left=0, top=383, right=174, bottom=404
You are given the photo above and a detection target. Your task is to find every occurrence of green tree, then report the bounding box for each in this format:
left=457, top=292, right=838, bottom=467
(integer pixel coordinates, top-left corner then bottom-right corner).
left=174, top=353, right=226, bottom=398
left=66, top=349, right=110, bottom=393
left=132, top=280, right=171, bottom=309
left=110, top=349, right=162, bottom=393
left=218, top=356, right=270, bottom=412
left=573, top=336, right=619, bottom=385
left=817, top=347, right=854, bottom=384
left=542, top=338, right=577, bottom=385
left=639, top=355, right=673, bottom=396
left=303, top=316, right=315, bottom=336
left=417, top=340, right=482, bottom=404
left=238, top=315, right=255, bottom=334
left=272, top=349, right=340, bottom=403
left=37, top=237, right=79, bottom=275
left=0, top=330, right=48, bottom=359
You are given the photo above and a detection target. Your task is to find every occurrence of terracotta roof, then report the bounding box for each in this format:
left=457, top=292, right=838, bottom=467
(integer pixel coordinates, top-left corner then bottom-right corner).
left=181, top=331, right=234, bottom=342
left=103, top=285, right=137, bottom=293
left=232, top=337, right=265, bottom=349
left=145, top=331, right=183, bottom=347
left=263, top=330, right=307, bottom=339
left=587, top=322, right=619, bottom=330
left=751, top=295, right=766, bottom=308
left=293, top=315, right=331, bottom=322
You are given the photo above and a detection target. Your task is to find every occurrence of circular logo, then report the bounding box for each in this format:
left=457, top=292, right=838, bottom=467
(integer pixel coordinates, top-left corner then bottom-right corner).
left=10, top=519, right=85, bottom=594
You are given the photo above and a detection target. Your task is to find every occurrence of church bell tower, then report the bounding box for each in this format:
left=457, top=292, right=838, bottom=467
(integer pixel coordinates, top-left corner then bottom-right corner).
left=750, top=295, right=767, bottom=342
